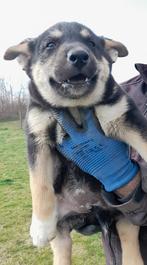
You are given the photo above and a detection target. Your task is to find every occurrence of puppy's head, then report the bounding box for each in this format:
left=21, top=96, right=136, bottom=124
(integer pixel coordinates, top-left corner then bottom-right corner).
left=4, top=22, right=128, bottom=107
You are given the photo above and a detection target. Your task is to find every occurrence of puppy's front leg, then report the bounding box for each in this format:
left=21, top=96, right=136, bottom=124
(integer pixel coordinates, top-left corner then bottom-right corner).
left=29, top=143, right=57, bottom=247
left=114, top=103, right=147, bottom=163
left=95, top=99, right=147, bottom=162
left=50, top=231, right=72, bottom=265
left=116, top=218, right=143, bottom=265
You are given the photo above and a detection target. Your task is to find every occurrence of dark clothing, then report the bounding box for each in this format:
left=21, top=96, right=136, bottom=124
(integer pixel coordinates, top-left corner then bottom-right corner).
left=76, top=64, right=147, bottom=264
left=102, top=63, right=147, bottom=264
left=102, top=64, right=147, bottom=224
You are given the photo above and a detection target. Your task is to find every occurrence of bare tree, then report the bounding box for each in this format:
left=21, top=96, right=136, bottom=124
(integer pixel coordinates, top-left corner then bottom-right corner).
left=0, top=78, right=28, bottom=123
left=17, top=85, right=28, bottom=128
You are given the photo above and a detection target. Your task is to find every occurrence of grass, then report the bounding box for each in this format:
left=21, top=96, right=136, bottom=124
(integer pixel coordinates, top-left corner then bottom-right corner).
left=0, top=121, right=105, bottom=265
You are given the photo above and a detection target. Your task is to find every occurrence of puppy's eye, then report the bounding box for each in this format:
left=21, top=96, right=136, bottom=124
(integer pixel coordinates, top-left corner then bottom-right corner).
left=89, top=40, right=96, bottom=47
left=46, top=42, right=56, bottom=49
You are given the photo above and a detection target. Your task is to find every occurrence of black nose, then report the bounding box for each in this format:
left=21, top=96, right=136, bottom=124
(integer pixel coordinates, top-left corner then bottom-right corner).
left=67, top=49, right=89, bottom=68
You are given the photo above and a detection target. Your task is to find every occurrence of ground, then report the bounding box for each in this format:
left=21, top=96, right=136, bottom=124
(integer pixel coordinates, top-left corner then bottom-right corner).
left=0, top=121, right=105, bottom=265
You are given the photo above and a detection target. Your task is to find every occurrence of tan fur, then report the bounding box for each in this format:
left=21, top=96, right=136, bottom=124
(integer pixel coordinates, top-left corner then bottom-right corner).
left=29, top=145, right=56, bottom=220
left=50, top=29, right=63, bottom=38
left=4, top=41, right=31, bottom=60
left=80, top=29, right=90, bottom=38
left=32, top=57, right=110, bottom=107
left=95, top=97, right=147, bottom=163
left=28, top=107, right=54, bottom=134
left=50, top=232, right=72, bottom=265
left=104, top=39, right=128, bottom=57
left=116, top=219, right=144, bottom=265
left=122, top=130, right=147, bottom=162
left=28, top=106, right=58, bottom=245
left=95, top=95, right=129, bottom=126
left=28, top=107, right=54, bottom=144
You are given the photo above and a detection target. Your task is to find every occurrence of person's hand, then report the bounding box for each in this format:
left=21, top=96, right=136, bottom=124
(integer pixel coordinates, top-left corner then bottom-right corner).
left=53, top=108, right=139, bottom=192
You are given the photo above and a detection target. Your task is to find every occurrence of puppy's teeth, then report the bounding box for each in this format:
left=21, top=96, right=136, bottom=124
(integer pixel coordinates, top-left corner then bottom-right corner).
left=62, top=82, right=69, bottom=88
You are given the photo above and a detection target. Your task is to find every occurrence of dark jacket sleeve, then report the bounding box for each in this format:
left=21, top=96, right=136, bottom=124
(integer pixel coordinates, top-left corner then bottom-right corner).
left=102, top=185, right=147, bottom=225
left=102, top=64, right=147, bottom=226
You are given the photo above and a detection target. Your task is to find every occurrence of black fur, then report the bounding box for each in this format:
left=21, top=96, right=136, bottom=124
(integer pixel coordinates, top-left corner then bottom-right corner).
left=26, top=132, right=38, bottom=167
left=57, top=207, right=114, bottom=233
left=29, top=82, right=51, bottom=110
left=99, top=75, right=124, bottom=105
left=141, top=82, right=147, bottom=95
left=125, top=98, right=147, bottom=139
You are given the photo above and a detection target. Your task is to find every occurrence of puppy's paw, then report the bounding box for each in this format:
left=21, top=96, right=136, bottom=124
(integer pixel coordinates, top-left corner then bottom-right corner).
left=30, top=214, right=57, bottom=247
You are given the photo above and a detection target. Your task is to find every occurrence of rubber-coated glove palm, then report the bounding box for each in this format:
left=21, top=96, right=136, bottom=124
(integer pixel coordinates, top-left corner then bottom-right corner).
left=53, top=108, right=138, bottom=192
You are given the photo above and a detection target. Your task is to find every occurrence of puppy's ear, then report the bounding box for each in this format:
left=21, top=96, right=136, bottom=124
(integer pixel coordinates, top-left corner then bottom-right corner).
left=103, top=38, right=128, bottom=63
left=4, top=38, right=34, bottom=70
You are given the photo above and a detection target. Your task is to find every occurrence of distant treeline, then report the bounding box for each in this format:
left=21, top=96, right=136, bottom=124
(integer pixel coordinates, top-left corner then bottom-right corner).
left=0, top=78, right=28, bottom=126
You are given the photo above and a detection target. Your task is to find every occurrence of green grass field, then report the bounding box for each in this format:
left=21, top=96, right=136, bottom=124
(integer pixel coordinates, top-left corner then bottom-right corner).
left=0, top=121, right=105, bottom=265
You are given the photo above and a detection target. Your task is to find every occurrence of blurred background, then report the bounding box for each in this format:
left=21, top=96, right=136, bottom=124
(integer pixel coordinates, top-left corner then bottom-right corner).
left=0, top=0, right=147, bottom=121
left=0, top=1, right=147, bottom=264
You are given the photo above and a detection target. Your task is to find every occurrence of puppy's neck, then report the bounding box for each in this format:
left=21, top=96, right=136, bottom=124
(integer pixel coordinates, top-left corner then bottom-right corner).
left=98, top=75, right=124, bottom=106
left=68, top=107, right=82, bottom=125
left=28, top=81, right=51, bottom=109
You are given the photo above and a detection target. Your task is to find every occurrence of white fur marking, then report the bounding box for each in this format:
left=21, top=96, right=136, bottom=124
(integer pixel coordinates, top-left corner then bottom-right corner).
left=28, top=107, right=54, bottom=135
left=75, top=188, right=85, bottom=195
left=108, top=48, right=118, bottom=62
left=95, top=96, right=128, bottom=126
left=56, top=123, right=66, bottom=144
left=30, top=212, right=57, bottom=247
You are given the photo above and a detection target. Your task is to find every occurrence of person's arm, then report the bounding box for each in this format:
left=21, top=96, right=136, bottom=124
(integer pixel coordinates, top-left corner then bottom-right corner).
left=53, top=108, right=147, bottom=225
left=115, top=170, right=141, bottom=197
left=102, top=168, right=147, bottom=225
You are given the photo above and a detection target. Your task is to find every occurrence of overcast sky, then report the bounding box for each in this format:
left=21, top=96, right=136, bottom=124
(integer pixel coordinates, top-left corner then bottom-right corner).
left=0, top=0, right=147, bottom=89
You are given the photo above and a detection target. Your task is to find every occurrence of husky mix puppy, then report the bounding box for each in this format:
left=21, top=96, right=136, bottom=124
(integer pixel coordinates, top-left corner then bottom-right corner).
left=4, top=22, right=145, bottom=265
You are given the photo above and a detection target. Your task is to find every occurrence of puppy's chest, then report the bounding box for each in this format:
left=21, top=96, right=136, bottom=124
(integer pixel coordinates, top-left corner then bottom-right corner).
left=56, top=107, right=83, bottom=144
left=27, top=106, right=82, bottom=145
left=94, top=95, right=129, bottom=137
left=27, top=95, right=129, bottom=145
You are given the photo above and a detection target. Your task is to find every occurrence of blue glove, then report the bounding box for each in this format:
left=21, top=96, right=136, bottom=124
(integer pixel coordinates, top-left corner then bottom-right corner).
left=53, top=108, right=138, bottom=192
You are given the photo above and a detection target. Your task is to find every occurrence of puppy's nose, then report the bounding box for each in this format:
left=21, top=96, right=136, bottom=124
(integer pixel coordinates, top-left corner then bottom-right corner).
left=67, top=49, right=89, bottom=68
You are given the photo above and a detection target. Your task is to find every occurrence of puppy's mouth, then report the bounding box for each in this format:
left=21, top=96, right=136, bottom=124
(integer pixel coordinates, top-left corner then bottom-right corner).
left=49, top=73, right=97, bottom=99
left=62, top=74, right=93, bottom=84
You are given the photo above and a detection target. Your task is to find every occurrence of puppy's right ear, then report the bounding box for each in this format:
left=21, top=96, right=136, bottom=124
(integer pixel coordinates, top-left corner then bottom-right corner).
left=103, top=38, right=128, bottom=63
left=4, top=38, right=34, bottom=70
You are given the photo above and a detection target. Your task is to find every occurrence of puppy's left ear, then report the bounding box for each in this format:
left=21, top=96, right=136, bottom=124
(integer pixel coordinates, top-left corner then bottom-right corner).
left=4, top=38, right=34, bottom=70
left=103, top=38, right=128, bottom=63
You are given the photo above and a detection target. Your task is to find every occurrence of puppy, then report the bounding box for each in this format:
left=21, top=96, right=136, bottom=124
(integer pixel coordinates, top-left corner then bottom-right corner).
left=4, top=22, right=145, bottom=265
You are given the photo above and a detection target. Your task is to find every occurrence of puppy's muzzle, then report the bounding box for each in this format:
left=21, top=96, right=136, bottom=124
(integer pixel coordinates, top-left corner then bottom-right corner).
left=49, top=44, right=98, bottom=98
left=67, top=49, right=89, bottom=69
